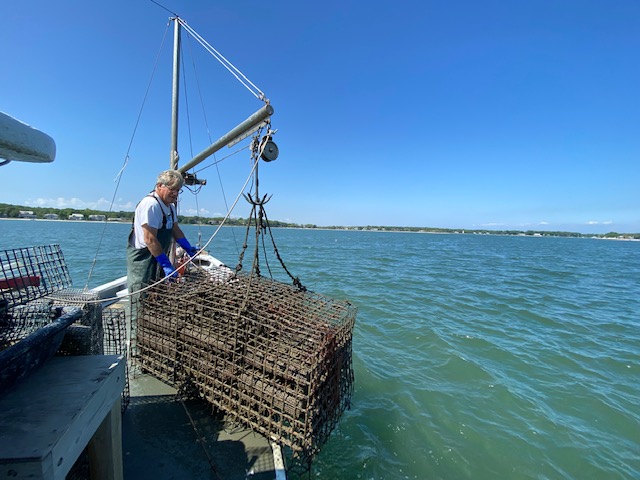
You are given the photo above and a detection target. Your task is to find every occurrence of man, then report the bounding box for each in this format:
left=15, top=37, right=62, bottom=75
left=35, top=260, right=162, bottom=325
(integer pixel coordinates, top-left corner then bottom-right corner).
left=126, top=169, right=199, bottom=331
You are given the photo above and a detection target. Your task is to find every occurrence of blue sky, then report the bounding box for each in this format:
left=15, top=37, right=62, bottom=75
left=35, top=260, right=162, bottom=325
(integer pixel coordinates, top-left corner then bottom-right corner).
left=2, top=0, right=639, bottom=234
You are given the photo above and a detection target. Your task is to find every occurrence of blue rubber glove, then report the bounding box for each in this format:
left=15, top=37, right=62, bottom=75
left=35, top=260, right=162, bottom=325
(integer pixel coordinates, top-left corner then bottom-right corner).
left=176, top=237, right=198, bottom=257
left=155, top=253, right=178, bottom=279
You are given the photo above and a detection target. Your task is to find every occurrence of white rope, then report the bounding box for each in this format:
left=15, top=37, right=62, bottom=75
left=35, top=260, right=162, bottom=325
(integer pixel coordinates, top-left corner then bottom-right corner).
left=64, top=16, right=268, bottom=302
left=178, top=18, right=267, bottom=102
left=45, top=153, right=261, bottom=306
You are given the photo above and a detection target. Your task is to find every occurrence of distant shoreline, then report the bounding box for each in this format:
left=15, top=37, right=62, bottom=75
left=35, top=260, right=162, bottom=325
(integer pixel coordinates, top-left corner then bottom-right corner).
left=1, top=217, right=638, bottom=241
left=0, top=217, right=130, bottom=224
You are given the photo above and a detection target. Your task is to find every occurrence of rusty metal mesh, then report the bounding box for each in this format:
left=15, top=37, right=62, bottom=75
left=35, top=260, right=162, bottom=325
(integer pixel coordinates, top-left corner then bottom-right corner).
left=135, top=270, right=356, bottom=460
left=49, top=289, right=104, bottom=355
left=53, top=290, right=130, bottom=412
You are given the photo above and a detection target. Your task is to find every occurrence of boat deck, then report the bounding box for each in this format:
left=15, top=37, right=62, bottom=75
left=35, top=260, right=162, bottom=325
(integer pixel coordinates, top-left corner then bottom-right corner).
left=102, top=297, right=285, bottom=480
left=124, top=374, right=279, bottom=480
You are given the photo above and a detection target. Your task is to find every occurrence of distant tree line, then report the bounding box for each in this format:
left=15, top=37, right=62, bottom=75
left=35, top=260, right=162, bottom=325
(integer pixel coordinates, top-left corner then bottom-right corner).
left=1, top=203, right=638, bottom=238
left=0, top=203, right=130, bottom=221
left=0, top=203, right=305, bottom=228
left=327, top=225, right=639, bottom=239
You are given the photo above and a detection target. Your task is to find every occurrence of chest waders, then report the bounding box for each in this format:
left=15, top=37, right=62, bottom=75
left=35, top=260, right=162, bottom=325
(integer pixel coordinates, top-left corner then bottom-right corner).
left=126, top=195, right=175, bottom=357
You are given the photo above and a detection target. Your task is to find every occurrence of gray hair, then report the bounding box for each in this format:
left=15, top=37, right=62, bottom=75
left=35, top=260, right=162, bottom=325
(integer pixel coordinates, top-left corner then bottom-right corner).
left=156, top=169, right=184, bottom=190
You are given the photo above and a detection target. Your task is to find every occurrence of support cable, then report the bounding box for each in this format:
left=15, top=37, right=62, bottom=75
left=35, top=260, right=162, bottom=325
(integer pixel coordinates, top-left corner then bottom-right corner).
left=178, top=18, right=267, bottom=102
left=183, top=28, right=241, bottom=254
left=46, top=148, right=260, bottom=306
left=235, top=138, right=305, bottom=292
left=84, top=22, right=171, bottom=289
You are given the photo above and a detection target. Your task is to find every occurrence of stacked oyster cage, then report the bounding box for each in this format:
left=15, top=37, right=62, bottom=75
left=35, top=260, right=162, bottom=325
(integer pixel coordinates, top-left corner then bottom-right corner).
left=1, top=245, right=73, bottom=350
left=136, top=270, right=356, bottom=460
left=0, top=245, right=129, bottom=407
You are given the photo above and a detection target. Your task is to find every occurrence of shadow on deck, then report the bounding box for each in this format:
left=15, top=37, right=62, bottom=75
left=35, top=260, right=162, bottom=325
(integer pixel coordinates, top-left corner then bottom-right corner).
left=123, top=374, right=276, bottom=480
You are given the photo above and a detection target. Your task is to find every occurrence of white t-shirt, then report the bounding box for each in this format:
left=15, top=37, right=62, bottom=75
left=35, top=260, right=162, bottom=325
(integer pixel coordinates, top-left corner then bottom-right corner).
left=129, top=194, right=176, bottom=249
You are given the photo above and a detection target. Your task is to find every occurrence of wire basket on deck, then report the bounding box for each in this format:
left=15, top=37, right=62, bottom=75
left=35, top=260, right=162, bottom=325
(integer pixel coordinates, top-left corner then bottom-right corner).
left=1, top=245, right=72, bottom=353
left=0, top=245, right=72, bottom=310
left=1, top=245, right=75, bottom=389
left=136, top=270, right=356, bottom=461
left=52, top=290, right=130, bottom=412
left=0, top=245, right=129, bottom=408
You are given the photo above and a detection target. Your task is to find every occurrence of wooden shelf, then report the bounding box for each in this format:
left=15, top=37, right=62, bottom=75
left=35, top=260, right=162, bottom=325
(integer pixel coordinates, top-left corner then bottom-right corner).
left=0, top=355, right=126, bottom=479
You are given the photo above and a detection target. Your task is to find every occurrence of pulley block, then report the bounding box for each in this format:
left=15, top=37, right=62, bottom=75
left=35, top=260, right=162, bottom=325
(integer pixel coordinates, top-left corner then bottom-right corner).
left=183, top=172, right=207, bottom=186
left=260, top=139, right=279, bottom=162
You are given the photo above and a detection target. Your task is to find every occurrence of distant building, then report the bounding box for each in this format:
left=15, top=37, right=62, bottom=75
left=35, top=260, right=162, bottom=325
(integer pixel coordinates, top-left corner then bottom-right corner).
left=18, top=210, right=36, bottom=219
left=88, top=214, right=106, bottom=221
left=44, top=213, right=59, bottom=220
left=68, top=213, right=84, bottom=221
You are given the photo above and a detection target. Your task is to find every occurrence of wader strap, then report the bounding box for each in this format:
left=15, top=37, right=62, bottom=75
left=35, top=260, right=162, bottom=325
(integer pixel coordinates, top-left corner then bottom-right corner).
left=130, top=193, right=176, bottom=230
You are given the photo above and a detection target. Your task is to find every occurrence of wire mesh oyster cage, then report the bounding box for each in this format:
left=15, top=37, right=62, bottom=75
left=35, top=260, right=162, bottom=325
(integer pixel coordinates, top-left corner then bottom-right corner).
left=135, top=270, right=356, bottom=461
left=0, top=245, right=75, bottom=390
left=0, top=307, right=82, bottom=390
left=1, top=245, right=72, bottom=347
left=0, top=245, right=72, bottom=311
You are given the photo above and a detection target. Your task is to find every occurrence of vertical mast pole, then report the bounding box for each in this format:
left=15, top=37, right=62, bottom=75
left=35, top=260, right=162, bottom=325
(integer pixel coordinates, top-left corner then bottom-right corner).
left=169, top=18, right=181, bottom=264
left=170, top=18, right=181, bottom=170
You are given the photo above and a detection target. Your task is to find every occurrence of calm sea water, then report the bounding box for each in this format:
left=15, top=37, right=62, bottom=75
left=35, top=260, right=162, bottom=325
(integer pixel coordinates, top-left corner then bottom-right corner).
left=2, top=219, right=639, bottom=479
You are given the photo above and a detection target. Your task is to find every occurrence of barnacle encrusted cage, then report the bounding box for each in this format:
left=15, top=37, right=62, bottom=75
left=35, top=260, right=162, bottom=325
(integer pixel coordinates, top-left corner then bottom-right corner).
left=135, top=269, right=356, bottom=461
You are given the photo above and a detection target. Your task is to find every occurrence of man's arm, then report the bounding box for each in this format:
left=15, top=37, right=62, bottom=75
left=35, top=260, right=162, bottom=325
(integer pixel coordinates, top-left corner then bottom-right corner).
left=172, top=222, right=186, bottom=241
left=142, top=224, right=163, bottom=256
